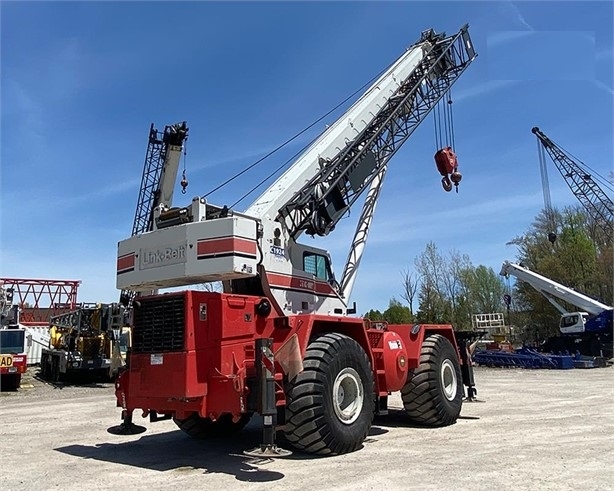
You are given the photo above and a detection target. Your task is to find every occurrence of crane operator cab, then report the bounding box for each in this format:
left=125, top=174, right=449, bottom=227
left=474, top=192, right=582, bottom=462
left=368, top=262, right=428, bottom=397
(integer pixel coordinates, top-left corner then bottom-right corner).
left=280, top=241, right=343, bottom=315
left=559, top=312, right=590, bottom=334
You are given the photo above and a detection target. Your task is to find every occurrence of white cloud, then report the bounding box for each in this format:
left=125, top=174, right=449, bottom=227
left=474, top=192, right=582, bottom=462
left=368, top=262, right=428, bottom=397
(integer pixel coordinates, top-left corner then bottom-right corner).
left=453, top=80, right=519, bottom=104
left=488, top=30, right=534, bottom=48
left=486, top=1, right=536, bottom=50
left=3, top=79, right=46, bottom=148
left=508, top=1, right=535, bottom=31
left=52, top=177, right=142, bottom=206
left=596, top=48, right=613, bottom=62
left=46, top=38, right=84, bottom=101
left=593, top=80, right=614, bottom=96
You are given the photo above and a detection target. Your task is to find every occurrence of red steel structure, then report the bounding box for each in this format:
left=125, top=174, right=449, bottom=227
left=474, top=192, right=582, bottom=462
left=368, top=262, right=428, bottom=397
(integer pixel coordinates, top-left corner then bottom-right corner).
left=0, top=278, right=80, bottom=325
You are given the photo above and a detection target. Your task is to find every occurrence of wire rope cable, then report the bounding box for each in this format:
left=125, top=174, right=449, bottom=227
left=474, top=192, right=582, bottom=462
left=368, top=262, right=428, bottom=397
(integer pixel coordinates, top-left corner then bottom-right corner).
left=202, top=53, right=409, bottom=203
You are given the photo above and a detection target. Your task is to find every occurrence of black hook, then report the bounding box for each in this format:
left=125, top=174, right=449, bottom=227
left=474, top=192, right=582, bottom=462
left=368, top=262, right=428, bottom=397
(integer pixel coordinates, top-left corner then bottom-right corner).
left=180, top=170, right=188, bottom=194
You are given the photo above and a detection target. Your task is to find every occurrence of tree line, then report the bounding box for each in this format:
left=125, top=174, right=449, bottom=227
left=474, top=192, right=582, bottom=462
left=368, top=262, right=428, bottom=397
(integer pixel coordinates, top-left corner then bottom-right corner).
left=364, top=205, right=613, bottom=341
left=364, top=242, right=507, bottom=330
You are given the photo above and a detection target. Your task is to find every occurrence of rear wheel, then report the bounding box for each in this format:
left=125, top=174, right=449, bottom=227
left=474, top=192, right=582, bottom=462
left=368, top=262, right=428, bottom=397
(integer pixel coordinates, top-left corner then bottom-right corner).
left=51, top=356, right=61, bottom=382
left=0, top=374, right=21, bottom=391
left=173, top=412, right=252, bottom=438
left=401, top=334, right=463, bottom=426
left=40, top=353, right=50, bottom=380
left=284, top=332, right=374, bottom=455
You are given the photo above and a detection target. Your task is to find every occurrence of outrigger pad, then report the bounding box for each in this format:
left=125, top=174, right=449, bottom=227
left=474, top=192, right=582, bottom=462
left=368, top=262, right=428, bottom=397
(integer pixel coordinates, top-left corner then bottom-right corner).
left=463, top=396, right=486, bottom=403
left=463, top=386, right=484, bottom=403
left=243, top=445, right=292, bottom=458
left=107, top=423, right=147, bottom=435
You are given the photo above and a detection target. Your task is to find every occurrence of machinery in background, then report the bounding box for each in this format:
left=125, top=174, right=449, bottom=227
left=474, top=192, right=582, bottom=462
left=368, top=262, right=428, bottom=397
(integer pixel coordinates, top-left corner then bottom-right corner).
left=0, top=282, right=28, bottom=390
left=0, top=329, right=28, bottom=390
left=40, top=303, right=127, bottom=381
left=37, top=121, right=187, bottom=382
left=533, top=126, right=613, bottom=239
left=0, top=277, right=81, bottom=366
left=500, top=261, right=613, bottom=358
left=0, top=278, right=80, bottom=326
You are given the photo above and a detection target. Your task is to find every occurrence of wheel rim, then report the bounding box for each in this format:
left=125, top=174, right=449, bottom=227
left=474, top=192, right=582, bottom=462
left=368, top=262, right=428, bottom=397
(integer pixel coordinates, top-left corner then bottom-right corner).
left=440, top=359, right=458, bottom=401
left=332, top=367, right=364, bottom=425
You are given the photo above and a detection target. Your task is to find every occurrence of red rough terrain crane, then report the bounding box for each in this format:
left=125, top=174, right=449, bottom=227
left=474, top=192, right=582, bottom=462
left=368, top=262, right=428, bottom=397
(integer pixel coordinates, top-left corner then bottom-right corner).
left=110, top=25, right=478, bottom=457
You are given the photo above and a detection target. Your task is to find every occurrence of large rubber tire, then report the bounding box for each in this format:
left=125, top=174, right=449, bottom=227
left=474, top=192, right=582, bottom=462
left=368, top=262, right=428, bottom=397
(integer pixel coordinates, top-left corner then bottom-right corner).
left=173, top=412, right=252, bottom=438
left=0, top=374, right=21, bottom=391
left=284, top=332, right=375, bottom=456
left=401, top=334, right=463, bottom=427
left=40, top=353, right=50, bottom=380
left=51, top=356, right=60, bottom=383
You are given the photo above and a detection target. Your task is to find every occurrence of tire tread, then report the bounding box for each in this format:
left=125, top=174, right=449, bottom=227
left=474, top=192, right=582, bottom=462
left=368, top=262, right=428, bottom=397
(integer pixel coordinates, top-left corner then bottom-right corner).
left=401, top=334, right=463, bottom=427
left=284, top=333, right=374, bottom=455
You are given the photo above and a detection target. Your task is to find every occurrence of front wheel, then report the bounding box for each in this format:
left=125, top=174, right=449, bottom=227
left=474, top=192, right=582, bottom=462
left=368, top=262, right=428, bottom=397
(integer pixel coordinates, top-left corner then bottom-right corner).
left=401, top=333, right=463, bottom=426
left=284, top=332, right=375, bottom=456
left=0, top=374, right=21, bottom=391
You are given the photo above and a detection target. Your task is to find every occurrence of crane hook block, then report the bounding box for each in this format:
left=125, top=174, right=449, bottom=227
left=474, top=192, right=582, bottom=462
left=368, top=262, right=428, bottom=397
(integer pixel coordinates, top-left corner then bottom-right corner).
left=180, top=171, right=189, bottom=194
left=441, top=176, right=453, bottom=192
left=450, top=170, right=462, bottom=193
left=434, top=147, right=460, bottom=193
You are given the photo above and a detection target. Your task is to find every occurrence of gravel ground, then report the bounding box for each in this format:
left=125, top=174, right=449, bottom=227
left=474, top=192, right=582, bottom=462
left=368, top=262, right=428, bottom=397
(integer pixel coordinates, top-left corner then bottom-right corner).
left=1, top=366, right=613, bottom=490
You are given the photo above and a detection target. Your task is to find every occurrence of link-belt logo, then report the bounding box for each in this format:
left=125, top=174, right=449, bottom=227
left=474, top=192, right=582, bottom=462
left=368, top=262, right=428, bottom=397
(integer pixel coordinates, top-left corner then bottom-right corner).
left=140, top=243, right=187, bottom=269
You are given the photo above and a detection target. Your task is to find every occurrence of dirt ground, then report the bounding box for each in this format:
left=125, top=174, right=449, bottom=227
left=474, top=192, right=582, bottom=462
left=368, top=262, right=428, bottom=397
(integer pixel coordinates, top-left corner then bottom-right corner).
left=1, top=366, right=613, bottom=491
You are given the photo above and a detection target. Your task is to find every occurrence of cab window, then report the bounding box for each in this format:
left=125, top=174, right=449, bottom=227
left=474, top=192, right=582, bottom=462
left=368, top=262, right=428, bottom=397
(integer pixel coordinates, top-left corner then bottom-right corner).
left=303, top=252, right=329, bottom=281
left=0, top=330, right=25, bottom=354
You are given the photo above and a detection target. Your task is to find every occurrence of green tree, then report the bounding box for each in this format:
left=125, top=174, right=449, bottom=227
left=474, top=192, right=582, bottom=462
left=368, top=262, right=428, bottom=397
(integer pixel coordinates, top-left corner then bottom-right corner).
left=414, top=242, right=450, bottom=324
left=383, top=298, right=412, bottom=324
left=400, top=269, right=418, bottom=317
left=363, top=299, right=412, bottom=324
left=463, top=265, right=507, bottom=314
left=411, top=242, right=508, bottom=330
left=363, top=309, right=385, bottom=321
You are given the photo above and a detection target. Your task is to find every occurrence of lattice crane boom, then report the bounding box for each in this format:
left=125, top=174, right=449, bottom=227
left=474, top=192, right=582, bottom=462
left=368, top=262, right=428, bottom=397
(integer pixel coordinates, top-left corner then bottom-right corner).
left=131, top=122, right=189, bottom=235
left=532, top=126, right=614, bottom=236
left=119, top=122, right=189, bottom=306
left=248, top=26, right=475, bottom=240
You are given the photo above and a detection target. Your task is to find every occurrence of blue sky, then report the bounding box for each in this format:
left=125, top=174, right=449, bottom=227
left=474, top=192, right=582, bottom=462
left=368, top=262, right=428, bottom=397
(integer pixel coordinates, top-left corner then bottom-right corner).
left=1, top=1, right=612, bottom=313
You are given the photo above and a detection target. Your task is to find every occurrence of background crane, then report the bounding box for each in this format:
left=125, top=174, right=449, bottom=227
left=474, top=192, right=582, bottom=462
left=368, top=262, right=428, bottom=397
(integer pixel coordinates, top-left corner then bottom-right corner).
left=532, top=126, right=614, bottom=238
left=119, top=122, right=189, bottom=306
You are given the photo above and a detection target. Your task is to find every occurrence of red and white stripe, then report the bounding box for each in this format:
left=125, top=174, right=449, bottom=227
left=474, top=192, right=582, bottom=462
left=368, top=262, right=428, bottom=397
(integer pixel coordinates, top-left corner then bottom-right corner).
left=196, top=236, right=257, bottom=260
left=266, top=272, right=336, bottom=297
left=117, top=253, right=135, bottom=274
